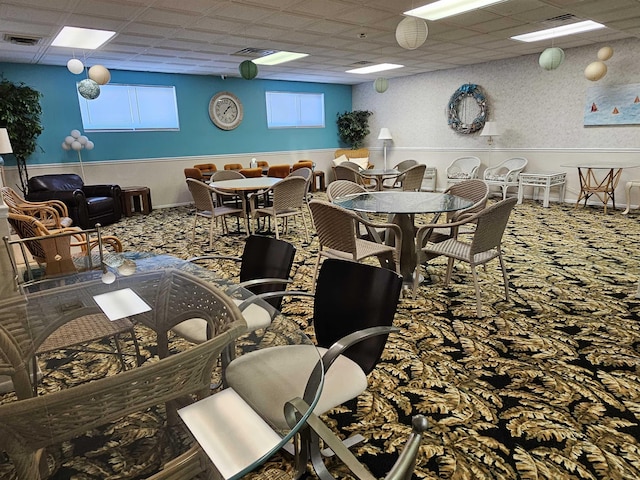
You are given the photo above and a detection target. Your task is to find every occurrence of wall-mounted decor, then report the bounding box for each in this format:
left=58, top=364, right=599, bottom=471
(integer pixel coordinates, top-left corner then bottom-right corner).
left=584, top=83, right=640, bottom=126
left=447, top=83, right=487, bottom=134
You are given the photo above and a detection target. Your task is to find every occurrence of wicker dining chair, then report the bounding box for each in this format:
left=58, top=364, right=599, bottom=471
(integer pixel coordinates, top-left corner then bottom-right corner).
left=184, top=167, right=205, bottom=182
left=413, top=197, right=517, bottom=316
left=186, top=178, right=247, bottom=245
left=308, top=199, right=401, bottom=291
left=0, top=315, right=245, bottom=480
left=2, top=186, right=73, bottom=229
left=248, top=176, right=309, bottom=242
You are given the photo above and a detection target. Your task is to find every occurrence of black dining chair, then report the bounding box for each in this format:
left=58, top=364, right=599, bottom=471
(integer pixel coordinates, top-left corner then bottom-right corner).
left=225, top=258, right=403, bottom=479
left=172, top=235, right=296, bottom=342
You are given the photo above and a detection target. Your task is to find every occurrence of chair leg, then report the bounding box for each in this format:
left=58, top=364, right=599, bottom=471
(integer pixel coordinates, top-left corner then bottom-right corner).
left=274, top=216, right=280, bottom=239
left=301, top=211, right=309, bottom=243
left=444, top=257, right=455, bottom=286
left=311, top=255, right=322, bottom=292
left=470, top=264, right=483, bottom=317
left=498, top=251, right=510, bottom=301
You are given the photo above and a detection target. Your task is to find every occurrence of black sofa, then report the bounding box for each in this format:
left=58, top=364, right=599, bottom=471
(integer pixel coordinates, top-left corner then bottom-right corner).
left=27, top=174, right=122, bottom=229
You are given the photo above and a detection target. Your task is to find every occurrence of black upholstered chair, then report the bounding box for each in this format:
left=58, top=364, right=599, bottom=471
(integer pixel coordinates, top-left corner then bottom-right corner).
left=26, top=174, right=122, bottom=228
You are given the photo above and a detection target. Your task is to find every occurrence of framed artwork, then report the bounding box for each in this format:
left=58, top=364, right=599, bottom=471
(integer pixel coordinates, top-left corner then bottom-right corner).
left=584, top=83, right=640, bottom=126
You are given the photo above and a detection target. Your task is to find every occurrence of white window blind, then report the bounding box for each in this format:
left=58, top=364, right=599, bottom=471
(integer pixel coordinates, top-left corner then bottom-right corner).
left=77, top=84, right=180, bottom=131
left=265, top=91, right=324, bottom=128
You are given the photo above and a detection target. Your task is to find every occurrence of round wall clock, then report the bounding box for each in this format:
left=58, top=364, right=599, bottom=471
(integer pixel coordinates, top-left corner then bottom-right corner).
left=209, top=91, right=243, bottom=130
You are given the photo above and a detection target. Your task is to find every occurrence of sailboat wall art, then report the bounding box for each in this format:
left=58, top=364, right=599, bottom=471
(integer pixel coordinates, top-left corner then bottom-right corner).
left=584, top=83, right=640, bottom=126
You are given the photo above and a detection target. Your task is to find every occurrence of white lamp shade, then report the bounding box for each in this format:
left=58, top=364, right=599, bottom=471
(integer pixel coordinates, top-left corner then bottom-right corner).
left=395, top=17, right=428, bottom=50
left=480, top=122, right=500, bottom=137
left=0, top=128, right=13, bottom=154
left=378, top=128, right=393, bottom=141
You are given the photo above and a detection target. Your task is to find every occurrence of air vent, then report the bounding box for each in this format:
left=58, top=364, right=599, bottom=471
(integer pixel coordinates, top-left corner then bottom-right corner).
left=350, top=61, right=373, bottom=66
left=544, top=14, right=577, bottom=24
left=232, top=47, right=278, bottom=57
left=3, top=34, right=41, bottom=46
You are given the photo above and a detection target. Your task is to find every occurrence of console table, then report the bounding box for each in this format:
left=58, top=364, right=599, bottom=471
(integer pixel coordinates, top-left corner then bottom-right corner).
left=517, top=172, right=566, bottom=208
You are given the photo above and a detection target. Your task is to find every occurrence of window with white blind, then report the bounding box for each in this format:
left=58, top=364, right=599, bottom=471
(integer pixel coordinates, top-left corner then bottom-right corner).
left=265, top=91, right=324, bottom=129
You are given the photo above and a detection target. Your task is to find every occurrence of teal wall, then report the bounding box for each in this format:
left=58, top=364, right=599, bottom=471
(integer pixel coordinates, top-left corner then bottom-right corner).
left=0, top=63, right=352, bottom=166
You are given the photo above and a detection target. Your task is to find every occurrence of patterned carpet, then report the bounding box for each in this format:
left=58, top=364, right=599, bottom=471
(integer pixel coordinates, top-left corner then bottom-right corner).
left=3, top=193, right=640, bottom=480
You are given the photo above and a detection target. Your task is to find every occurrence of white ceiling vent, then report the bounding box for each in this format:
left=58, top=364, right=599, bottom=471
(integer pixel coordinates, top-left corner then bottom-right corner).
left=3, top=34, right=41, bottom=46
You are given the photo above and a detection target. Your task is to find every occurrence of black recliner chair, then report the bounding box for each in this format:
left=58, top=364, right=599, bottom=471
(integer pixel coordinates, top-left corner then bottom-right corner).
left=26, top=174, right=122, bottom=229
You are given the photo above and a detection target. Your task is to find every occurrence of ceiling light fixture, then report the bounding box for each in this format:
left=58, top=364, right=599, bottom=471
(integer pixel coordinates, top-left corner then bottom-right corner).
left=511, top=20, right=605, bottom=42
left=52, top=26, right=116, bottom=50
left=405, top=0, right=506, bottom=21
left=346, top=63, right=404, bottom=74
left=252, top=51, right=309, bottom=66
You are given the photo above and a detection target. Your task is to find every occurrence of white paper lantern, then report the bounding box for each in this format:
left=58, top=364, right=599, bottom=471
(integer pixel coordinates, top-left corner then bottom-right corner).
left=67, top=58, right=84, bottom=74
left=88, top=65, right=111, bottom=85
left=538, top=47, right=565, bottom=70
left=597, top=46, right=614, bottom=61
left=85, top=140, right=95, bottom=150
left=62, top=141, right=71, bottom=150
left=374, top=77, right=389, bottom=93
left=395, top=17, right=428, bottom=50
left=71, top=140, right=82, bottom=151
left=101, top=271, right=116, bottom=284
left=585, top=61, right=607, bottom=81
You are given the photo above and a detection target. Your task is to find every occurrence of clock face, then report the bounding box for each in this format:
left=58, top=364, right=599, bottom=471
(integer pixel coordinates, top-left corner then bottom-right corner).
left=209, top=92, right=243, bottom=130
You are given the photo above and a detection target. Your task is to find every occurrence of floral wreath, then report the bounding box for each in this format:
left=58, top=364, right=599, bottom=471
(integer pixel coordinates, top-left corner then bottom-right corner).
left=447, top=83, right=487, bottom=134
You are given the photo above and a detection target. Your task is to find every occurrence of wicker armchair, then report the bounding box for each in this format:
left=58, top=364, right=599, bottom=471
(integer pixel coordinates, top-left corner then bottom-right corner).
left=2, top=186, right=73, bottom=229
left=446, top=156, right=481, bottom=185
left=308, top=200, right=401, bottom=291
left=483, top=157, right=528, bottom=200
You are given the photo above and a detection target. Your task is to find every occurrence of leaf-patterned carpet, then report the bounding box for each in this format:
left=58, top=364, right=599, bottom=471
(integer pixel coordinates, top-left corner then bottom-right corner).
left=3, top=194, right=640, bottom=480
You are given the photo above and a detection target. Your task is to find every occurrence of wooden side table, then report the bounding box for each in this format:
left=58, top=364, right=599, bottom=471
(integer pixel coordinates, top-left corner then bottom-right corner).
left=121, top=186, right=152, bottom=216
left=517, top=172, right=566, bottom=208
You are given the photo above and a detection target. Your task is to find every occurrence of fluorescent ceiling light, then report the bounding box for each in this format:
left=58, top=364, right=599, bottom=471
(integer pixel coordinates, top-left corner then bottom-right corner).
left=405, top=0, right=506, bottom=21
left=511, top=20, right=605, bottom=42
left=52, top=26, right=116, bottom=50
left=346, top=63, right=404, bottom=74
left=252, top=51, right=309, bottom=66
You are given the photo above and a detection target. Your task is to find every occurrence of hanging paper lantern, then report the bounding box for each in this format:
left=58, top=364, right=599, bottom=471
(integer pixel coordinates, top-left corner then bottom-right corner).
left=395, top=17, right=428, bottom=50
left=585, top=61, right=607, bottom=81
left=597, top=46, right=614, bottom=61
left=538, top=47, right=565, bottom=70
left=374, top=77, right=389, bottom=93
left=239, top=60, right=258, bottom=80
left=67, top=58, right=84, bottom=74
left=78, top=79, right=101, bottom=99
left=88, top=65, right=111, bottom=85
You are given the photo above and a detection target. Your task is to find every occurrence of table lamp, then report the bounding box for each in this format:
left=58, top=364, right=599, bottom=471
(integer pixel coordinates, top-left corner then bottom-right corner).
left=480, top=121, right=500, bottom=146
left=378, top=128, right=393, bottom=170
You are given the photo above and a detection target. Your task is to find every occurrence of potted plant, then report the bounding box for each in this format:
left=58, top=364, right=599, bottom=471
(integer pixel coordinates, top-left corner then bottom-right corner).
left=0, top=78, right=43, bottom=193
left=336, top=110, right=372, bottom=149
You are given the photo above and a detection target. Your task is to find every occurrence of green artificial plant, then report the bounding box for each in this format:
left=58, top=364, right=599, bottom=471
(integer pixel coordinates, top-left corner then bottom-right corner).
left=336, top=110, right=372, bottom=149
left=0, top=78, right=43, bottom=193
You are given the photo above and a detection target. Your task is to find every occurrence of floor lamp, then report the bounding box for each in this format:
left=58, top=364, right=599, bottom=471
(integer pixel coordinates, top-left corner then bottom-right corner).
left=378, top=128, right=393, bottom=171
left=0, top=128, right=13, bottom=187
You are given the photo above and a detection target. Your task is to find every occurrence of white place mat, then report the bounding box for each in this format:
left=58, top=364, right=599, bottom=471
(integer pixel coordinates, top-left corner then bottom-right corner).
left=93, top=288, right=151, bottom=321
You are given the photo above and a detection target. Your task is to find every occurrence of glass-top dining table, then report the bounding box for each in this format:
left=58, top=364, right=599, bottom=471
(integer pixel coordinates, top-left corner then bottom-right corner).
left=334, top=191, right=473, bottom=284
left=0, top=253, right=324, bottom=480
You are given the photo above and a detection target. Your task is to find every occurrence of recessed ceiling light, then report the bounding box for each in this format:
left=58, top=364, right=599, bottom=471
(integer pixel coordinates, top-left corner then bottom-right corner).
left=405, top=0, right=507, bottom=21
left=511, top=20, right=605, bottom=42
left=252, top=51, right=309, bottom=66
left=346, top=63, right=404, bottom=74
left=51, top=26, right=116, bottom=50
